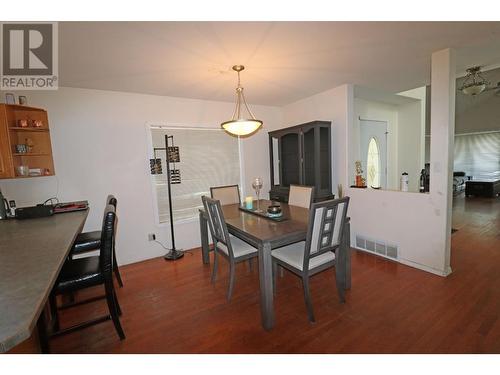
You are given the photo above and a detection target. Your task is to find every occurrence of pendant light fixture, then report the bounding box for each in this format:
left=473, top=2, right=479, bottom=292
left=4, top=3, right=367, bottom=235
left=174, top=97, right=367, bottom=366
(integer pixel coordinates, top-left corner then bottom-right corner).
left=221, top=65, right=263, bottom=136
left=460, top=66, right=490, bottom=96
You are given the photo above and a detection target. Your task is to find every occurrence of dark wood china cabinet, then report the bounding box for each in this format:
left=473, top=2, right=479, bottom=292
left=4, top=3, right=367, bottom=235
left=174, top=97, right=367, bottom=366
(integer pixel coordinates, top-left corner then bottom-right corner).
left=268, top=120, right=333, bottom=203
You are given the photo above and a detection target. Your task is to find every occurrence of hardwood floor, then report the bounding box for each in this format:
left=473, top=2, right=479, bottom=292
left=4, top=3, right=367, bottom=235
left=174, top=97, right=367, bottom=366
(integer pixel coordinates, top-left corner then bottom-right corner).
left=50, top=195, right=500, bottom=353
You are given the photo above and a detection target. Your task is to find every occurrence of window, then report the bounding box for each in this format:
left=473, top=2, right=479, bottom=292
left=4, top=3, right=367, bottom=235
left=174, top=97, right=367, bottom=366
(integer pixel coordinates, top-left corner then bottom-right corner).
left=366, top=137, right=380, bottom=187
left=454, top=131, right=500, bottom=180
left=150, top=127, right=240, bottom=223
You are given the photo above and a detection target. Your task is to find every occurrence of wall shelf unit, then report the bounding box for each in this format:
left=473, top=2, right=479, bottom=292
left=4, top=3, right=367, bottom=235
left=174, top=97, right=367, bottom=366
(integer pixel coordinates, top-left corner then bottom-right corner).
left=0, top=104, right=55, bottom=179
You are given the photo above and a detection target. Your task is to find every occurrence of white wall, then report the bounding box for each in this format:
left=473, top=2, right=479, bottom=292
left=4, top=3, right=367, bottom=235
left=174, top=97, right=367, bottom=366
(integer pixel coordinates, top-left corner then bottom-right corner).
left=353, top=94, right=425, bottom=192
left=397, top=86, right=427, bottom=186
left=397, top=101, right=423, bottom=192
left=347, top=188, right=450, bottom=274
left=347, top=49, right=455, bottom=276
left=429, top=49, right=456, bottom=272
left=0, top=50, right=455, bottom=276
left=0, top=87, right=282, bottom=265
left=455, top=66, right=500, bottom=135
left=279, top=51, right=454, bottom=276
left=282, top=84, right=352, bottom=195
left=455, top=95, right=500, bottom=134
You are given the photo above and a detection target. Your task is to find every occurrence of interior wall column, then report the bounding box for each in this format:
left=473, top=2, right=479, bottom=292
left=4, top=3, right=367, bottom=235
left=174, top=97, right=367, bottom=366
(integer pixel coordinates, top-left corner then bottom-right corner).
left=430, top=48, right=456, bottom=275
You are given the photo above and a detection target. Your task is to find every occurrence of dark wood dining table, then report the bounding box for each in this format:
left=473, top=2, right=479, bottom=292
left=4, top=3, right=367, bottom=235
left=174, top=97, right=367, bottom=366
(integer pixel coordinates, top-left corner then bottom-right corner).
left=199, top=199, right=351, bottom=330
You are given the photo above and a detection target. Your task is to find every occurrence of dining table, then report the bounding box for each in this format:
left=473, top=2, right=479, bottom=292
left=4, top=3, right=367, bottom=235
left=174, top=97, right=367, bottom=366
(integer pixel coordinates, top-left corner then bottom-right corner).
left=198, top=199, right=351, bottom=330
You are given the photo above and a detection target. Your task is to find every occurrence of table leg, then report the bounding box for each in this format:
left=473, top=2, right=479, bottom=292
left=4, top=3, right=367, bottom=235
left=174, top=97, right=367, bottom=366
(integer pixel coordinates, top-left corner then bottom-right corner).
left=199, top=211, right=210, bottom=264
left=258, top=241, right=275, bottom=330
left=344, top=219, right=351, bottom=290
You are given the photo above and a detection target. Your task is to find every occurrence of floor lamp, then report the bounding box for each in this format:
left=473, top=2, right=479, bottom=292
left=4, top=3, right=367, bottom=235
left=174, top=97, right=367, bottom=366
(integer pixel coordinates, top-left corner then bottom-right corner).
left=150, top=134, right=184, bottom=261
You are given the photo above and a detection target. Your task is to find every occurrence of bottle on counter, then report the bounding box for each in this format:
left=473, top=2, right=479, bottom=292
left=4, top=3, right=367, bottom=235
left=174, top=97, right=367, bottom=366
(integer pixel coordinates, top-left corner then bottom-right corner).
left=419, top=169, right=426, bottom=193
left=400, top=172, right=409, bottom=192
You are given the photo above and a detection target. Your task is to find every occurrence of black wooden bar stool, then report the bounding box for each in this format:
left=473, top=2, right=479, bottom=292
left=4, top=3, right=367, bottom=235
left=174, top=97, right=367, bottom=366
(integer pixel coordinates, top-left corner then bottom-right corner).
left=48, top=203, right=125, bottom=343
left=70, top=195, right=124, bottom=287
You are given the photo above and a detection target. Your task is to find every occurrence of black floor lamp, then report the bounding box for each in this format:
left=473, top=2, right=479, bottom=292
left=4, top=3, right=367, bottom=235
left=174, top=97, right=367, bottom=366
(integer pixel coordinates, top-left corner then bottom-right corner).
left=150, top=134, right=184, bottom=261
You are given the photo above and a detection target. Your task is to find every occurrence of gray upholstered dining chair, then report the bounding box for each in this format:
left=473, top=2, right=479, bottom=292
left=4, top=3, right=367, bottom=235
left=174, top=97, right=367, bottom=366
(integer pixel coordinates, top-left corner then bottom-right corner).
left=288, top=184, right=314, bottom=208
left=210, top=184, right=241, bottom=206
left=202, top=196, right=258, bottom=301
left=272, top=197, right=350, bottom=322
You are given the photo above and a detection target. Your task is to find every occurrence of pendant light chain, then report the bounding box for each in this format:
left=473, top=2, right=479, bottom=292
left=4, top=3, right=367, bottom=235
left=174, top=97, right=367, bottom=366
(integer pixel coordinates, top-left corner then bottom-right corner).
left=236, top=69, right=242, bottom=120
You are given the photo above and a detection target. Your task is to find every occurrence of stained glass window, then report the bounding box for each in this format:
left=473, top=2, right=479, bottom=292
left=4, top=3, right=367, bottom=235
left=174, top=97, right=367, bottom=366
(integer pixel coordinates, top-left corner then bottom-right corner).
left=367, top=137, right=380, bottom=187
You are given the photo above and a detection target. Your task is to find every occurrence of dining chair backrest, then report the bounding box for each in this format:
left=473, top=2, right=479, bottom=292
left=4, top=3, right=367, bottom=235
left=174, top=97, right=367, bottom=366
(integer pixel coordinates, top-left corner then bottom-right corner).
left=288, top=185, right=315, bottom=208
left=105, top=194, right=118, bottom=240
left=202, top=196, right=234, bottom=259
left=303, top=197, right=350, bottom=270
left=107, top=194, right=117, bottom=208
left=99, top=203, right=117, bottom=279
left=210, top=184, right=241, bottom=206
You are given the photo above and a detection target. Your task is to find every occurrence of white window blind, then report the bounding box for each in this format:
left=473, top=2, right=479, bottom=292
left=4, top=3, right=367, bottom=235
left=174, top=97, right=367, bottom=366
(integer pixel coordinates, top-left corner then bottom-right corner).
left=454, top=131, right=500, bottom=180
left=150, top=127, right=240, bottom=223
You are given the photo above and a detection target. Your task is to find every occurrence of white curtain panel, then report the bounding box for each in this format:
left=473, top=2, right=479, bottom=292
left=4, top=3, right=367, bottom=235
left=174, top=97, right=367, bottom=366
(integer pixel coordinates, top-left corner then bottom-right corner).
left=454, top=131, right=500, bottom=180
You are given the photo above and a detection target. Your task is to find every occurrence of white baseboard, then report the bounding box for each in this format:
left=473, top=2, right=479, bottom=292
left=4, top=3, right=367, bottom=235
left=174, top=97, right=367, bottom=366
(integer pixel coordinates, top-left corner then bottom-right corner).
left=352, top=246, right=452, bottom=277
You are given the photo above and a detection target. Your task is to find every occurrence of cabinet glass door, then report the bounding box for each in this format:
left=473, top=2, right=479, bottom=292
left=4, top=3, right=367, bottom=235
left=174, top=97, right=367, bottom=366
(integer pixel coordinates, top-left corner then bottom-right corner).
left=271, top=137, right=280, bottom=185
left=319, top=126, right=330, bottom=191
left=303, top=127, right=316, bottom=186
left=280, top=132, right=300, bottom=187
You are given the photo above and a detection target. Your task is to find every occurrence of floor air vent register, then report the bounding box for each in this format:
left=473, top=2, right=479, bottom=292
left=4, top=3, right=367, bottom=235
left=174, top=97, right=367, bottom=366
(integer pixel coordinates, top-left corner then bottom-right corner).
left=355, top=234, right=398, bottom=260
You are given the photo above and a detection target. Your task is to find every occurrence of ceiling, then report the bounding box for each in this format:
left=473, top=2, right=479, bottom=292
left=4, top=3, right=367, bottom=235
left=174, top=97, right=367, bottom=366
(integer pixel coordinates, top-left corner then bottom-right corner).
left=59, top=22, right=500, bottom=106
left=354, top=85, right=419, bottom=106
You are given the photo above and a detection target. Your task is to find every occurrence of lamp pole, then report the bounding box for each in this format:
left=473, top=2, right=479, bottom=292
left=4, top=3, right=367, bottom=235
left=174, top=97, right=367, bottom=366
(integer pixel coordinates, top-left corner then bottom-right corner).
left=164, top=134, right=184, bottom=261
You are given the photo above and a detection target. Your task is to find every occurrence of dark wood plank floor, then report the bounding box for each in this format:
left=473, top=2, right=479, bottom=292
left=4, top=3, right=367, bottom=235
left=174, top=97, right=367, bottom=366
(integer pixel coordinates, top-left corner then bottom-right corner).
left=50, top=195, right=500, bottom=353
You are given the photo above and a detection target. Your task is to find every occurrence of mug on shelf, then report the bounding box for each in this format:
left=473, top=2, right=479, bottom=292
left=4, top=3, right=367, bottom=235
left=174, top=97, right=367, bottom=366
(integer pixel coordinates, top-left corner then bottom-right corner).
left=15, top=144, right=27, bottom=154
left=33, top=120, right=43, bottom=128
left=25, top=138, right=34, bottom=153
left=18, top=119, right=29, bottom=128
left=29, top=168, right=42, bottom=176
left=15, top=165, right=29, bottom=177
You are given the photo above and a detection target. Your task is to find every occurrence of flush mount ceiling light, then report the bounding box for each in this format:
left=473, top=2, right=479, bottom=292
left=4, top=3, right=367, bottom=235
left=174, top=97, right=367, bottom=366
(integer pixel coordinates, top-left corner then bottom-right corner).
left=460, top=66, right=490, bottom=96
left=221, top=65, right=263, bottom=137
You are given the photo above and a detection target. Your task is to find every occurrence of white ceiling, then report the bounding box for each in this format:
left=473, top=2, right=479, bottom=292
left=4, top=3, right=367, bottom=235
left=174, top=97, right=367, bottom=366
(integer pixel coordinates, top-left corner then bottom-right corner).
left=59, top=22, right=500, bottom=106
left=354, top=85, right=419, bottom=106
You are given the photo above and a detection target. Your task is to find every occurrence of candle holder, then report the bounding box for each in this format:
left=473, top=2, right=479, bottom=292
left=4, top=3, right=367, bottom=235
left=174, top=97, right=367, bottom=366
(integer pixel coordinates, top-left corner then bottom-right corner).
left=252, top=177, right=263, bottom=213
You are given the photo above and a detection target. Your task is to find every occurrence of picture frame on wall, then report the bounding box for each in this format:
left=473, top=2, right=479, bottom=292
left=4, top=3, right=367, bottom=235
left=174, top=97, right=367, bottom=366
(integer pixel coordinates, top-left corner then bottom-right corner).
left=5, top=93, right=15, bottom=104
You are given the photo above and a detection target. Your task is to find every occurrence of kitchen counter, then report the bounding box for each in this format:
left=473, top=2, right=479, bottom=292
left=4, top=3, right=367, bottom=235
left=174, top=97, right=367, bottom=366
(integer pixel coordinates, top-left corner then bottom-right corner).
left=0, top=210, right=88, bottom=352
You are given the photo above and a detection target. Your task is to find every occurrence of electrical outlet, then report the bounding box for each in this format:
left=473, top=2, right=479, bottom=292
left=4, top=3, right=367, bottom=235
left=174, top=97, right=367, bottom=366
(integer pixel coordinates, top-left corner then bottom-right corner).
left=148, top=233, right=156, bottom=241
left=8, top=200, right=16, bottom=217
